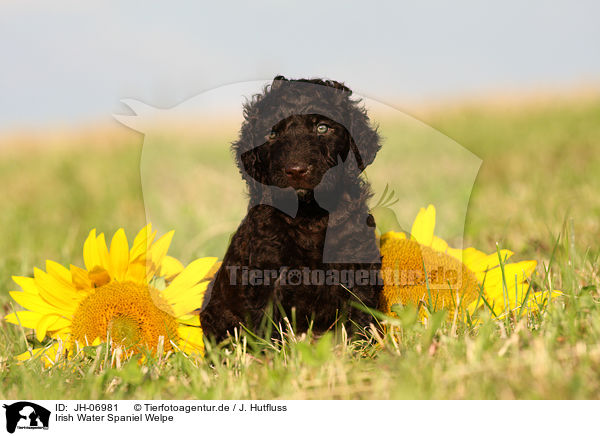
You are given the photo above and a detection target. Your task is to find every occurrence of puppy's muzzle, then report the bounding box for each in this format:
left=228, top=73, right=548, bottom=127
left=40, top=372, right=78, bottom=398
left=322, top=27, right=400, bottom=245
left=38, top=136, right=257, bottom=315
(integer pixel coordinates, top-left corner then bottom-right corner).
left=285, top=164, right=310, bottom=180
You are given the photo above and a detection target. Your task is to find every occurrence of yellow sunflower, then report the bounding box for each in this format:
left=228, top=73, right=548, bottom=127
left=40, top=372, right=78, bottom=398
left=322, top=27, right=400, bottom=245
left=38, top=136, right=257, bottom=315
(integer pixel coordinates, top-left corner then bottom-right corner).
left=5, top=224, right=218, bottom=367
left=379, top=205, right=560, bottom=319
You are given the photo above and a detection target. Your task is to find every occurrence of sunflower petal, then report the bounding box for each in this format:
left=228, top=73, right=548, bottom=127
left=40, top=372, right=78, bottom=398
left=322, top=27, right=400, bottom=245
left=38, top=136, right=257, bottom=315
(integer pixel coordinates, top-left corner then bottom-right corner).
left=36, top=314, right=63, bottom=342
left=109, top=228, right=130, bottom=281
left=125, top=258, right=148, bottom=284
left=446, top=247, right=464, bottom=261
left=411, top=205, right=436, bottom=246
left=83, top=229, right=101, bottom=271
left=12, top=276, right=39, bottom=295
left=15, top=347, right=39, bottom=362
left=205, top=261, right=222, bottom=281
left=166, top=257, right=218, bottom=293
left=146, top=230, right=174, bottom=278
left=169, top=282, right=209, bottom=317
left=16, top=343, right=63, bottom=368
left=70, top=264, right=92, bottom=290
left=466, top=249, right=514, bottom=273
left=45, top=260, right=72, bottom=283
left=177, top=314, right=201, bottom=326
left=160, top=255, right=185, bottom=281
left=166, top=279, right=210, bottom=304
left=34, top=268, right=79, bottom=313
left=88, top=266, right=111, bottom=287
left=430, top=235, right=449, bottom=253
left=5, top=311, right=45, bottom=329
left=9, top=291, right=58, bottom=314
left=51, top=328, right=72, bottom=341
left=476, top=260, right=537, bottom=285
left=460, top=247, right=487, bottom=263
left=130, top=223, right=154, bottom=261
left=529, top=290, right=563, bottom=306
left=380, top=231, right=406, bottom=245
left=96, top=233, right=111, bottom=272
left=503, top=260, right=537, bottom=279
left=177, top=325, right=204, bottom=354
left=483, top=283, right=521, bottom=310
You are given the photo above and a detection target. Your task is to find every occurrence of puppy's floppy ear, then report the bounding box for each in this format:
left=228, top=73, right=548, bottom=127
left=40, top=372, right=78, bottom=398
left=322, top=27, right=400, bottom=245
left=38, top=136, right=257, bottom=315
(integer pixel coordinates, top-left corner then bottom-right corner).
left=239, top=143, right=268, bottom=185
left=348, top=106, right=381, bottom=171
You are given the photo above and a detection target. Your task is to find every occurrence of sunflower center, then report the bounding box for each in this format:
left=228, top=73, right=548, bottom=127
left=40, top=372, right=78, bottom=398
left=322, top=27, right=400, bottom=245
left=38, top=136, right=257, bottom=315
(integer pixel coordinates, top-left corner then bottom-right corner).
left=108, top=316, right=142, bottom=348
left=70, top=281, right=178, bottom=353
left=380, top=238, right=479, bottom=315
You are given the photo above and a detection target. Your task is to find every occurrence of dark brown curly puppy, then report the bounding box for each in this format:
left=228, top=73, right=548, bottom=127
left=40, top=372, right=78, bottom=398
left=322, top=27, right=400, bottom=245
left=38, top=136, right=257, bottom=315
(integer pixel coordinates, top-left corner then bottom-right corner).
left=200, top=76, right=382, bottom=341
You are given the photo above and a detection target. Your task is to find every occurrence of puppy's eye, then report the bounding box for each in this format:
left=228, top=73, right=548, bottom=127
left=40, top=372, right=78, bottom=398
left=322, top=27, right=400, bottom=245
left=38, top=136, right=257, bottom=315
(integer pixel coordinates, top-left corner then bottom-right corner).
left=267, top=130, right=277, bottom=140
left=316, top=123, right=330, bottom=134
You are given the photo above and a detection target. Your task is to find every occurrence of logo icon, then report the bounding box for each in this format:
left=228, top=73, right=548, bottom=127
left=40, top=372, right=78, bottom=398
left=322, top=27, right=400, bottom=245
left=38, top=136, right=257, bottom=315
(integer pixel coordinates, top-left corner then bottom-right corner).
left=2, top=402, right=50, bottom=434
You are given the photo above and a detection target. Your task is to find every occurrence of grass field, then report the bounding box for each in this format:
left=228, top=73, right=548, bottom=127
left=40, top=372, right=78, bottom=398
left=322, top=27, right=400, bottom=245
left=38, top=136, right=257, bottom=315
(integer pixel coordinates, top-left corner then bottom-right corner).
left=1, top=93, right=599, bottom=399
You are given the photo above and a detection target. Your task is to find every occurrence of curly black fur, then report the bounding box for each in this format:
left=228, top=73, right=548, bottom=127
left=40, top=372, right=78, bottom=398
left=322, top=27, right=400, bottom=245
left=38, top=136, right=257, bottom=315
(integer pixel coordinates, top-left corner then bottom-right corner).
left=200, top=76, right=382, bottom=341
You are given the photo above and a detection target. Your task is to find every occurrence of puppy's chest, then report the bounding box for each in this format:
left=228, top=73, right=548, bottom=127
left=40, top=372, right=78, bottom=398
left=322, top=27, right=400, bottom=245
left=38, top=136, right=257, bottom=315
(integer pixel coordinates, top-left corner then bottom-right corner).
left=283, top=216, right=328, bottom=259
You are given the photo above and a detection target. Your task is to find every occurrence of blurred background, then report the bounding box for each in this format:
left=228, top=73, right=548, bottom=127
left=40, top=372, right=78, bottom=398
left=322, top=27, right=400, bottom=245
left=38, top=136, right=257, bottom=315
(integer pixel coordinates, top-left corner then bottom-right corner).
left=2, top=1, right=600, bottom=130
left=1, top=1, right=599, bottom=274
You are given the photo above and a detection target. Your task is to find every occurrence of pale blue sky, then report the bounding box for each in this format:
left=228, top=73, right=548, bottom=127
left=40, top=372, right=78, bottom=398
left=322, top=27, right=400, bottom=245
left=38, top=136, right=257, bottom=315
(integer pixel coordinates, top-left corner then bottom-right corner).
left=1, top=0, right=599, bottom=130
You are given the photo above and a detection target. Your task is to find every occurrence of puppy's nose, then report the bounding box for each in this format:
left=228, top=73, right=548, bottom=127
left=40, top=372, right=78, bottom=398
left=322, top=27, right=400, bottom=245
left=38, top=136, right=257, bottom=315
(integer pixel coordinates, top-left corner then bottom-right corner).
left=285, top=165, right=309, bottom=179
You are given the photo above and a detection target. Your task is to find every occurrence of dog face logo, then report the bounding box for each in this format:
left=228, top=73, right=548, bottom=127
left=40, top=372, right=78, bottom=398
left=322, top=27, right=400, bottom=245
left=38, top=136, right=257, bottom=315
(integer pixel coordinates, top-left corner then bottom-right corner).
left=2, top=402, right=50, bottom=433
left=114, top=78, right=481, bottom=284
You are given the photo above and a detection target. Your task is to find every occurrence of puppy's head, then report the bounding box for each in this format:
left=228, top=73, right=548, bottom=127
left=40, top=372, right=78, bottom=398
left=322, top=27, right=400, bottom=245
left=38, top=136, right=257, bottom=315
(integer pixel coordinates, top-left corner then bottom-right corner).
left=234, top=76, right=381, bottom=199
left=241, top=113, right=355, bottom=199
